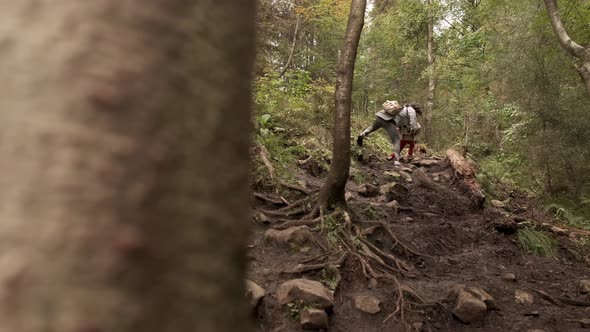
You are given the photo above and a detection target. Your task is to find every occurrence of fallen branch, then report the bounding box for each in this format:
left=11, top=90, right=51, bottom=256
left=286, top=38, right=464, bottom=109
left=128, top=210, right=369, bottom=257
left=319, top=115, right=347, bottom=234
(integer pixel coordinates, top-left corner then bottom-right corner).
left=527, top=287, right=590, bottom=307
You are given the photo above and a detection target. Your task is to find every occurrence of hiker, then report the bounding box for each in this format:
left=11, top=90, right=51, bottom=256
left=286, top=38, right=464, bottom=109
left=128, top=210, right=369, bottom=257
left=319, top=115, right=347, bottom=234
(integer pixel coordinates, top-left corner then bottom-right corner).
left=357, top=100, right=420, bottom=165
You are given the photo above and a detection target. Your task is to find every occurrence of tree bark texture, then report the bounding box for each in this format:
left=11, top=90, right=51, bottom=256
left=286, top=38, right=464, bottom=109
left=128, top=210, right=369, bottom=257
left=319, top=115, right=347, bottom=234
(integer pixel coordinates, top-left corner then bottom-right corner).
left=319, top=0, right=366, bottom=208
left=0, top=1, right=255, bottom=331
left=544, top=0, right=590, bottom=96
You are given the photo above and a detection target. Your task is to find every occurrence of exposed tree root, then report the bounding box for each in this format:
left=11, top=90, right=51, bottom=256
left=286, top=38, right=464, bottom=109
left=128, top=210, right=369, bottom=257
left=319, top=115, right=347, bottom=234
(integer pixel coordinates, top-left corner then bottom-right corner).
left=284, top=252, right=348, bottom=274
left=527, top=287, right=590, bottom=307
left=280, top=181, right=313, bottom=195
left=253, top=192, right=289, bottom=205
left=255, top=143, right=275, bottom=179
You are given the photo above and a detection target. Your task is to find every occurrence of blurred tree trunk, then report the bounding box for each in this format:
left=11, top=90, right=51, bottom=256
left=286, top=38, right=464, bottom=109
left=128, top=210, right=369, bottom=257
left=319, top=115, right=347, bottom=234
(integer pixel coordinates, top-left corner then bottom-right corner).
left=319, top=0, right=366, bottom=209
left=544, top=0, right=590, bottom=96
left=0, top=1, right=255, bottom=331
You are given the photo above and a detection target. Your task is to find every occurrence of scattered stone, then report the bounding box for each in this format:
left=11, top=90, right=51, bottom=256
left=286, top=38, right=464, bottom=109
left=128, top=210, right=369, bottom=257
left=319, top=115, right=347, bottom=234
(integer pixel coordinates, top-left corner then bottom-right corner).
left=382, top=183, right=410, bottom=201
left=580, top=319, right=590, bottom=328
left=412, top=321, right=424, bottom=331
left=524, top=311, right=540, bottom=317
left=579, top=280, right=590, bottom=294
left=511, top=206, right=528, bottom=214
left=400, top=166, right=413, bottom=173
left=452, top=289, right=487, bottom=323
left=276, top=279, right=334, bottom=309
left=491, top=200, right=506, bottom=208
left=264, top=226, right=313, bottom=246
left=423, top=212, right=439, bottom=218
left=345, top=192, right=354, bottom=202
left=400, top=171, right=413, bottom=183
left=384, top=171, right=401, bottom=180
left=502, top=273, right=516, bottom=282
left=515, top=289, right=534, bottom=305
left=400, top=216, right=414, bottom=223
left=550, top=226, right=568, bottom=236
left=245, top=280, right=266, bottom=310
left=352, top=295, right=381, bottom=314
left=415, top=159, right=439, bottom=167
left=433, top=175, right=440, bottom=182
left=299, top=246, right=311, bottom=253
left=368, top=278, right=379, bottom=289
left=386, top=200, right=401, bottom=211
left=257, top=212, right=270, bottom=224
left=300, top=308, right=329, bottom=330
left=358, top=184, right=380, bottom=197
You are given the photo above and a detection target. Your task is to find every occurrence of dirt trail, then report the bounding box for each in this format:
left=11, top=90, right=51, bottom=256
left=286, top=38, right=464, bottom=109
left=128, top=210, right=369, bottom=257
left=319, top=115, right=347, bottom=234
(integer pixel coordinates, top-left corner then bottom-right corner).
left=248, top=152, right=590, bottom=332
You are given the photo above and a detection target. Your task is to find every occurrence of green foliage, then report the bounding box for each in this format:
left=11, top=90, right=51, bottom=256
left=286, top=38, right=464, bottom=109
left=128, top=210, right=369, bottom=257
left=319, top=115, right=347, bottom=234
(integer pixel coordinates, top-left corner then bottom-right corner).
left=320, top=267, right=340, bottom=291
left=545, top=198, right=590, bottom=230
left=516, top=227, right=558, bottom=258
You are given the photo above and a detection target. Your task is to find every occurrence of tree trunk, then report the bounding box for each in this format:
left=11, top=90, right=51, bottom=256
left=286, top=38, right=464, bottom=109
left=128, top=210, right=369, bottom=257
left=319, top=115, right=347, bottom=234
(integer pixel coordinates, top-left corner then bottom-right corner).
left=279, top=13, right=302, bottom=78
left=425, top=0, right=436, bottom=143
left=544, top=0, right=590, bottom=96
left=0, top=1, right=255, bottom=331
left=319, top=0, right=367, bottom=209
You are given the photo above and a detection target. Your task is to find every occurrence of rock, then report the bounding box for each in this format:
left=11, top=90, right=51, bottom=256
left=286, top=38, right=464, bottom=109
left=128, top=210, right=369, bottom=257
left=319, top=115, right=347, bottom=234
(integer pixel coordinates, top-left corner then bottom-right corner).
left=368, top=278, right=379, bottom=289
left=400, top=171, right=413, bottom=183
left=264, top=226, right=313, bottom=245
left=433, top=175, right=440, bottom=182
left=452, top=289, right=487, bottom=324
left=416, top=159, right=438, bottom=167
left=524, top=311, right=540, bottom=317
left=386, top=200, right=401, bottom=210
left=550, top=226, right=568, bottom=236
left=382, top=183, right=410, bottom=201
left=491, top=200, right=506, bottom=208
left=276, top=279, right=334, bottom=309
left=502, top=273, right=516, bottom=282
left=300, top=308, right=329, bottom=330
left=580, top=319, right=590, bottom=328
left=400, top=217, right=414, bottom=223
left=515, top=289, right=534, bottom=305
left=423, top=212, right=439, bottom=218
left=256, top=212, right=270, bottom=223
left=358, top=184, right=380, bottom=197
left=579, top=280, right=590, bottom=294
left=400, top=166, right=413, bottom=173
left=352, top=295, right=381, bottom=314
left=384, top=171, right=401, bottom=180
left=345, top=192, right=354, bottom=202
left=412, top=321, right=424, bottom=332
left=245, top=280, right=266, bottom=310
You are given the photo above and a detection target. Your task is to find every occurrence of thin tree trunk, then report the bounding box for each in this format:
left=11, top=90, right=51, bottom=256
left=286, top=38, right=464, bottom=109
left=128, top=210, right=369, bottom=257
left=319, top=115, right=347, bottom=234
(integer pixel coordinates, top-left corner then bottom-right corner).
left=425, top=0, right=436, bottom=142
left=319, top=0, right=367, bottom=209
left=544, top=0, right=590, bottom=96
left=0, top=1, right=255, bottom=331
left=279, top=14, right=302, bottom=78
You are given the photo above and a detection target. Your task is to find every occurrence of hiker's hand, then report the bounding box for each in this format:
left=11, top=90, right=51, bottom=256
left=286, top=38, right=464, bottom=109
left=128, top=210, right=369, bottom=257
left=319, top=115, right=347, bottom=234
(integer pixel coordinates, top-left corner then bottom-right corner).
left=357, top=134, right=364, bottom=147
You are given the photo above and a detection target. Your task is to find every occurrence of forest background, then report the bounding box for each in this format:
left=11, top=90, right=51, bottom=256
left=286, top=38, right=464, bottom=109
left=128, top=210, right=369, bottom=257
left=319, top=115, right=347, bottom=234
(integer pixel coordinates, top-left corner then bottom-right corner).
left=253, top=0, right=590, bottom=228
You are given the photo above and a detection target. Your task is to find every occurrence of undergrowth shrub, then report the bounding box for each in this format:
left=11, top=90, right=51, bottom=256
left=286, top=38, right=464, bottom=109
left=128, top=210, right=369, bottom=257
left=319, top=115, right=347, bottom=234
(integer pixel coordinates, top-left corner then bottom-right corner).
left=516, top=227, right=557, bottom=258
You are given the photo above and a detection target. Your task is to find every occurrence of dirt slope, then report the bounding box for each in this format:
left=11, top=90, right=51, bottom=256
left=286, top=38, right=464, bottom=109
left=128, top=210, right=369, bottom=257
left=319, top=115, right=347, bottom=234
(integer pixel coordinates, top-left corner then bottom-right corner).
left=247, top=152, right=590, bottom=332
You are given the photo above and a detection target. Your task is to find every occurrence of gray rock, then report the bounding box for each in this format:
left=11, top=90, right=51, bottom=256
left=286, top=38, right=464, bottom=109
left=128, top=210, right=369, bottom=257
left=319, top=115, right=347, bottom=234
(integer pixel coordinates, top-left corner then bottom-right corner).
left=245, top=280, right=265, bottom=310
left=300, top=308, right=329, bottom=330
left=264, top=226, right=313, bottom=245
left=353, top=295, right=381, bottom=314
left=502, top=273, right=516, bottom=282
left=515, top=289, right=534, bottom=305
left=579, top=280, right=590, bottom=294
left=452, top=289, right=487, bottom=324
left=276, top=279, right=334, bottom=309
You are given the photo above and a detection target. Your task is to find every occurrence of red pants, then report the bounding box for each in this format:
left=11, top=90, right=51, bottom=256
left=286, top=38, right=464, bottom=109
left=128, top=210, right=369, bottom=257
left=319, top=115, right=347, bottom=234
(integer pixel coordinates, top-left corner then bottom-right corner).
left=400, top=140, right=415, bottom=156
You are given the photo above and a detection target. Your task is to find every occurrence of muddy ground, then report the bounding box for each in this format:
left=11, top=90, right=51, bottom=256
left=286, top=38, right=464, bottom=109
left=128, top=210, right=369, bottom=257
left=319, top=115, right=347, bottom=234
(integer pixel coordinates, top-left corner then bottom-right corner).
left=247, top=152, right=590, bottom=332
